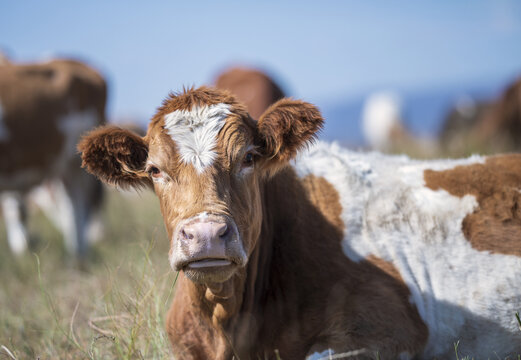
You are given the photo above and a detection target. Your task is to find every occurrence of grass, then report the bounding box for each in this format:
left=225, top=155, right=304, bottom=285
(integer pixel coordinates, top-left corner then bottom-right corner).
left=0, top=189, right=177, bottom=359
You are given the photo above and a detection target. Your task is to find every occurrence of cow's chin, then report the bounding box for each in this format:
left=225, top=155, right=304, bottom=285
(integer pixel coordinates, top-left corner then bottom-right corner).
left=182, top=262, right=238, bottom=284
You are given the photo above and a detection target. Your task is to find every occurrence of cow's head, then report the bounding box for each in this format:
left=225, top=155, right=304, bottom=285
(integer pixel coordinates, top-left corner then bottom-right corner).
left=79, top=87, right=322, bottom=284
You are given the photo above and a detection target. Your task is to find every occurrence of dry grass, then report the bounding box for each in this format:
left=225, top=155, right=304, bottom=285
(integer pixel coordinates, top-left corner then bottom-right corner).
left=0, top=189, right=176, bottom=359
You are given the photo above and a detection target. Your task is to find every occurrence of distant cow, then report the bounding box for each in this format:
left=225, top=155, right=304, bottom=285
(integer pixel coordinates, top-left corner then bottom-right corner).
left=365, top=76, right=521, bottom=157
left=0, top=58, right=106, bottom=256
left=441, top=75, right=521, bottom=155
left=362, top=92, right=438, bottom=157
left=215, top=67, right=285, bottom=120
left=79, top=87, right=521, bottom=359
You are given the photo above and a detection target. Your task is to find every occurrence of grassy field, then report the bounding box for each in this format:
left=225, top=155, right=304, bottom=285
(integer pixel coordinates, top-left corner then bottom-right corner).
left=0, top=189, right=177, bottom=359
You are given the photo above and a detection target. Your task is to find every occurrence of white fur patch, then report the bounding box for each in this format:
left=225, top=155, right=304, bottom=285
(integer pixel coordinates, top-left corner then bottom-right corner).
left=1, top=193, right=28, bottom=255
left=295, top=142, right=521, bottom=358
left=164, top=103, right=231, bottom=173
left=28, top=180, right=79, bottom=253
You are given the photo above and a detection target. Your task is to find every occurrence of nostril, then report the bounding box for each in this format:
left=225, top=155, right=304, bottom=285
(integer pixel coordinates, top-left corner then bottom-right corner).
left=182, top=229, right=193, bottom=240
left=218, top=224, right=229, bottom=238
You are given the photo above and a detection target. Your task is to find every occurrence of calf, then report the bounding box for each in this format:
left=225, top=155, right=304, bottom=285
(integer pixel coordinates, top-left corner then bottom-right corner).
left=79, top=87, right=521, bottom=359
left=0, top=58, right=106, bottom=256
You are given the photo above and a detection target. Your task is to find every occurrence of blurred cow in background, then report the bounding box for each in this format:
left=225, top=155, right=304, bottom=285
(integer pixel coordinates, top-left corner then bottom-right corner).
left=441, top=76, right=521, bottom=156
left=0, top=56, right=106, bottom=256
left=214, top=67, right=285, bottom=120
left=363, top=75, right=521, bottom=158
left=362, top=92, right=437, bottom=157
left=438, top=95, right=492, bottom=156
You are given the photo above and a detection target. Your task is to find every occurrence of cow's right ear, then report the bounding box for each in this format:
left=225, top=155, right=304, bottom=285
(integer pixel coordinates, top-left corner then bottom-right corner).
left=78, top=126, right=151, bottom=189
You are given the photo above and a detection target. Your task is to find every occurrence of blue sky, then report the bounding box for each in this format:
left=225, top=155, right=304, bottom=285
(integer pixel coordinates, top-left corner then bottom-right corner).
left=1, top=1, right=521, bottom=127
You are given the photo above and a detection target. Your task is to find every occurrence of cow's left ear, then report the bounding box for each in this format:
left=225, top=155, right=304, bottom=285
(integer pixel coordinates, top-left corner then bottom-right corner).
left=257, top=98, right=323, bottom=174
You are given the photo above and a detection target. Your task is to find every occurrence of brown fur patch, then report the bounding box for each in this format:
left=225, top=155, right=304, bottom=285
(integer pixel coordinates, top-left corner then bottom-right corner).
left=301, top=175, right=344, bottom=231
left=424, top=155, right=521, bottom=256
left=78, top=126, right=150, bottom=189
left=365, top=255, right=429, bottom=353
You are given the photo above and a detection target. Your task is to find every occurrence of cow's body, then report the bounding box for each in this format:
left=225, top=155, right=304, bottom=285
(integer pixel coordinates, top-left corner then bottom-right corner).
left=79, top=87, right=521, bottom=359
left=0, top=58, right=106, bottom=255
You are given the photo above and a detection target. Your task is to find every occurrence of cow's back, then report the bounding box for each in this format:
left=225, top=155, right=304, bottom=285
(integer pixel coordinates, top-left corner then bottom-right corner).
left=294, top=142, right=521, bottom=358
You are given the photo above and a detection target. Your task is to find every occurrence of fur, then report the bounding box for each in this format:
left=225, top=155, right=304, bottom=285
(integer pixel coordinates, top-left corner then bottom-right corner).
left=164, top=103, right=231, bottom=173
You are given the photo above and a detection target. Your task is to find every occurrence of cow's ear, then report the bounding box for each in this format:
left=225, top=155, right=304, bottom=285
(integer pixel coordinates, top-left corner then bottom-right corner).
left=256, top=98, right=323, bottom=175
left=78, top=126, right=151, bottom=189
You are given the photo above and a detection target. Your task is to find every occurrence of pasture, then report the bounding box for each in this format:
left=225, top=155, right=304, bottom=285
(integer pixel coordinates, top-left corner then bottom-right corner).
left=0, top=189, right=176, bottom=359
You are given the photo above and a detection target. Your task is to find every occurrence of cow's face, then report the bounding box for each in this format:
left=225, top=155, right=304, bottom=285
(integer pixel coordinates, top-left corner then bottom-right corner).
left=79, top=87, right=322, bottom=284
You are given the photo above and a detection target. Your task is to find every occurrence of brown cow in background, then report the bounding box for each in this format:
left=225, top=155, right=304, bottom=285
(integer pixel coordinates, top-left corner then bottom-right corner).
left=0, top=57, right=106, bottom=256
left=214, top=67, right=285, bottom=120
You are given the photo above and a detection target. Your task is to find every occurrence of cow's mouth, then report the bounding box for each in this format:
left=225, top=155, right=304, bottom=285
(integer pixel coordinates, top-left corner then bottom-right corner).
left=181, top=258, right=238, bottom=283
left=187, top=259, right=232, bottom=269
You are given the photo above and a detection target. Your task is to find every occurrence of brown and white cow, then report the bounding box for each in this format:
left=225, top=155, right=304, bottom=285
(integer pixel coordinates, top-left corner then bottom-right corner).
left=0, top=58, right=106, bottom=256
left=214, top=67, right=285, bottom=120
left=79, top=87, right=521, bottom=359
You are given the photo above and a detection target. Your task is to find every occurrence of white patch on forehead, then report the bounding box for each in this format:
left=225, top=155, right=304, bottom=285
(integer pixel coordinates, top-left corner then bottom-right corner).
left=164, top=103, right=231, bottom=173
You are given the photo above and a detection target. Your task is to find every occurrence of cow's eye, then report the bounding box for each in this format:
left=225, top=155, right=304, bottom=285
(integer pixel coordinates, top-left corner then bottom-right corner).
left=147, top=165, right=162, bottom=178
left=243, top=152, right=255, bottom=167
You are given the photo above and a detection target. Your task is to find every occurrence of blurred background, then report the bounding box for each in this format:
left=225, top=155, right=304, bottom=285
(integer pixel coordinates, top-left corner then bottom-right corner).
left=3, top=0, right=521, bottom=147
left=1, top=1, right=521, bottom=358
